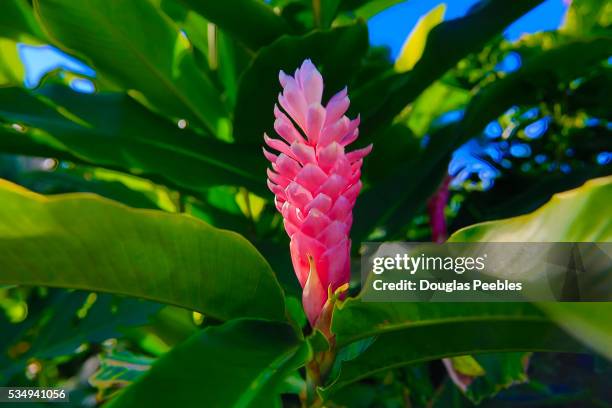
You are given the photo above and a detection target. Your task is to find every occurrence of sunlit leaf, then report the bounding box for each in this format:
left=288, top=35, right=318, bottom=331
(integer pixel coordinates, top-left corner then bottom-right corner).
left=395, top=3, right=446, bottom=73
left=0, top=180, right=286, bottom=322
left=0, top=39, right=24, bottom=86
left=449, top=176, right=612, bottom=242
left=449, top=176, right=612, bottom=361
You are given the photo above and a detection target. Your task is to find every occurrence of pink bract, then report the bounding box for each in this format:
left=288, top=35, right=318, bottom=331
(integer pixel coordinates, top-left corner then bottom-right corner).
left=263, top=59, right=372, bottom=325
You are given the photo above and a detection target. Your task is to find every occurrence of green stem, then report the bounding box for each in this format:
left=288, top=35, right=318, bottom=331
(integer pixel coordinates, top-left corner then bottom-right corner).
left=304, top=341, right=337, bottom=407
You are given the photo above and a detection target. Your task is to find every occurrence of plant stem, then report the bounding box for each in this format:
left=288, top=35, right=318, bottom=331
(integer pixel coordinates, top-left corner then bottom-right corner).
left=303, top=339, right=337, bottom=407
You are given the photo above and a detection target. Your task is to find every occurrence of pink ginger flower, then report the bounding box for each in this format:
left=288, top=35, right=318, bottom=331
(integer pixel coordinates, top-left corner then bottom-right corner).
left=263, top=59, right=372, bottom=326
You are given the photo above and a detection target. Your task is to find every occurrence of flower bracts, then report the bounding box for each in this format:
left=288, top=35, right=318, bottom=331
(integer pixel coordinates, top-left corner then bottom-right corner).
left=263, top=59, right=372, bottom=325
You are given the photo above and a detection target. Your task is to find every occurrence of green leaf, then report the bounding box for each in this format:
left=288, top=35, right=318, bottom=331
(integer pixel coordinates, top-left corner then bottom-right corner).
left=339, top=0, right=409, bottom=21
left=233, top=23, right=369, bottom=144
left=324, top=301, right=584, bottom=397
left=353, top=0, right=545, bottom=136
left=0, top=0, right=46, bottom=42
left=539, top=303, right=612, bottom=360
left=395, top=3, right=446, bottom=73
left=449, top=176, right=612, bottom=242
left=447, top=178, right=612, bottom=308
left=12, top=167, right=178, bottom=212
left=405, top=80, right=470, bottom=137
left=318, top=0, right=342, bottom=28
left=361, top=124, right=420, bottom=183
left=107, top=319, right=307, bottom=408
left=34, top=0, right=226, bottom=134
left=452, top=166, right=612, bottom=231
left=449, top=177, right=612, bottom=362
left=179, top=0, right=291, bottom=50
left=216, top=30, right=252, bottom=111
left=158, top=0, right=209, bottom=57
left=0, top=85, right=267, bottom=195
left=0, top=39, right=25, bottom=87
left=562, top=0, right=611, bottom=35
left=0, top=179, right=286, bottom=322
left=352, top=124, right=453, bottom=242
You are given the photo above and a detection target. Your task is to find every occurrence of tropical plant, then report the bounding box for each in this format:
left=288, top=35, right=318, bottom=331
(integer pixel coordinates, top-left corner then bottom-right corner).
left=0, top=0, right=610, bottom=407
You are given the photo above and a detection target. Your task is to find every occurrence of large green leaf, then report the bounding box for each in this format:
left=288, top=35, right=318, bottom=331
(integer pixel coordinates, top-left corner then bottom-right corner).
left=449, top=176, right=612, bottom=361
left=449, top=176, right=612, bottom=242
left=353, top=0, right=545, bottom=136
left=0, top=179, right=286, bottom=322
left=107, top=319, right=307, bottom=408
left=327, top=178, right=612, bottom=396
left=233, top=23, right=368, bottom=144
left=539, top=303, right=612, bottom=361
left=324, top=302, right=584, bottom=397
left=179, top=0, right=291, bottom=50
left=451, top=167, right=612, bottom=231
left=33, top=0, right=226, bottom=134
left=0, top=85, right=267, bottom=195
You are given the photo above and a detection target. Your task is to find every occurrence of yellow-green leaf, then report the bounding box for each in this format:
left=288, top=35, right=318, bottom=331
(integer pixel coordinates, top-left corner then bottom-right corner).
left=394, top=3, right=446, bottom=73
left=0, top=179, right=286, bottom=322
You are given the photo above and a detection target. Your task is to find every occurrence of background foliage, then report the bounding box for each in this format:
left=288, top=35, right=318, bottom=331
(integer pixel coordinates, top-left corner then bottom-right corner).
left=0, top=0, right=610, bottom=407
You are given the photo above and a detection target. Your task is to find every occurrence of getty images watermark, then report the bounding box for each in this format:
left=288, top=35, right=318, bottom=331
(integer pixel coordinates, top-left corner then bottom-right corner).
left=361, top=242, right=612, bottom=302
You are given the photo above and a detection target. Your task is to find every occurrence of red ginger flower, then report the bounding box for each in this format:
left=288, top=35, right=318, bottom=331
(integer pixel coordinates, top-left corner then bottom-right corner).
left=263, top=59, right=372, bottom=326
